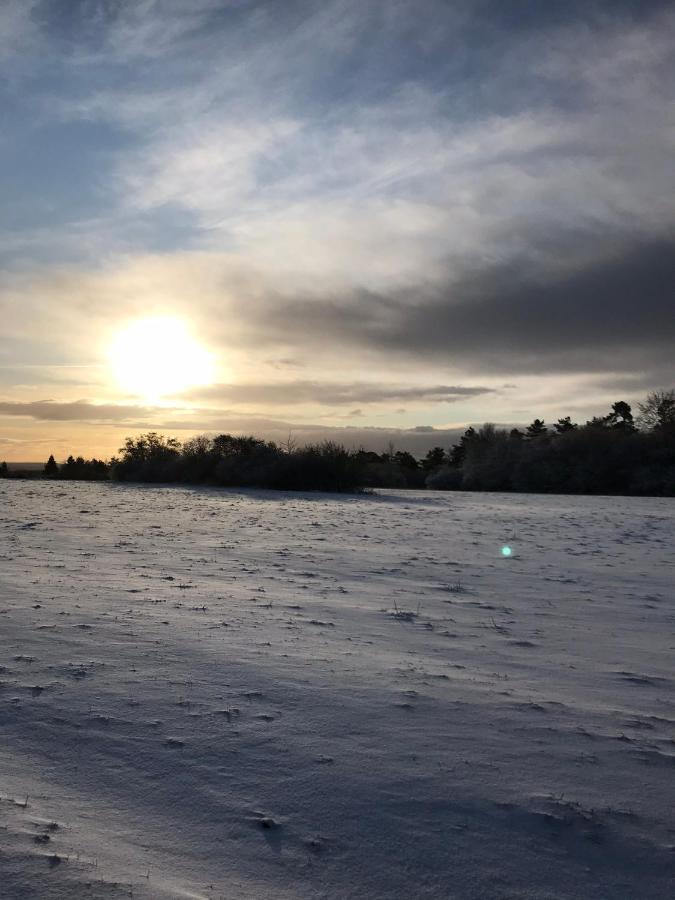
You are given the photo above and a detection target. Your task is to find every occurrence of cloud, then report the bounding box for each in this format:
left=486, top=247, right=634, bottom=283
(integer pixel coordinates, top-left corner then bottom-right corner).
left=0, top=400, right=158, bottom=422
left=27, top=3, right=670, bottom=286
left=0, top=397, right=471, bottom=456
left=94, top=0, right=228, bottom=63
left=119, top=119, right=302, bottom=218
left=0, top=0, right=39, bottom=64
left=7, top=4, right=675, bottom=282
left=247, top=238, right=675, bottom=376
left=187, top=381, right=494, bottom=406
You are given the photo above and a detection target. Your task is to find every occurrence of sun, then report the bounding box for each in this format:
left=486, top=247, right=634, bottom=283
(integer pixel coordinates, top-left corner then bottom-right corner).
left=108, top=316, right=216, bottom=400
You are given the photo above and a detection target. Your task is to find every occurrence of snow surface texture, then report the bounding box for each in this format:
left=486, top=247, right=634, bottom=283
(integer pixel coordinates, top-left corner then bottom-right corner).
left=0, top=481, right=674, bottom=899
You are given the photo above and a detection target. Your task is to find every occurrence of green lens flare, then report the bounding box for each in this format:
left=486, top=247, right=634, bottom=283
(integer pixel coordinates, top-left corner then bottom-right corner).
left=501, top=545, right=512, bottom=557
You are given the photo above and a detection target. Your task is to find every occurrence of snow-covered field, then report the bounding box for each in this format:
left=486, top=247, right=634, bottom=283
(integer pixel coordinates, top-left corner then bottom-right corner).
left=0, top=481, right=673, bottom=899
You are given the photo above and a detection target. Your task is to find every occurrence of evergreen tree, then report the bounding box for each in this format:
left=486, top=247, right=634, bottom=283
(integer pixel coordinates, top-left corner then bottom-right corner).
left=554, top=416, right=578, bottom=433
left=606, top=401, right=635, bottom=432
left=525, top=419, right=547, bottom=439
left=448, top=427, right=477, bottom=466
left=44, top=454, right=58, bottom=477
left=422, top=446, right=446, bottom=471
left=394, top=450, right=419, bottom=470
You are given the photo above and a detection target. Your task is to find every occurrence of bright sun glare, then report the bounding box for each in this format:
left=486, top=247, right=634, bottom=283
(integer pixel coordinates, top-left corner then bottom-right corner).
left=108, top=316, right=216, bottom=401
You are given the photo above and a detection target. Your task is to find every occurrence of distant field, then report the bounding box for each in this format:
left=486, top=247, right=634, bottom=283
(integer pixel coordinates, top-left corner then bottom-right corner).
left=1, top=481, right=673, bottom=899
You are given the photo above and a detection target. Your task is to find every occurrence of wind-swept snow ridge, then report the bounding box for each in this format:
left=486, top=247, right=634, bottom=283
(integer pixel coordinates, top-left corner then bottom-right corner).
left=1, top=481, right=674, bottom=898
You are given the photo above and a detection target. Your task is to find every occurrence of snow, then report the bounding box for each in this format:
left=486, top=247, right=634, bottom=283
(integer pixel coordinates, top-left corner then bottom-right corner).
left=0, top=480, right=674, bottom=899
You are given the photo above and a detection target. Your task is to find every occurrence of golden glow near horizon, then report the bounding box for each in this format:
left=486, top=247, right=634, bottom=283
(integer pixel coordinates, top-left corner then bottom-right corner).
left=108, top=316, right=216, bottom=401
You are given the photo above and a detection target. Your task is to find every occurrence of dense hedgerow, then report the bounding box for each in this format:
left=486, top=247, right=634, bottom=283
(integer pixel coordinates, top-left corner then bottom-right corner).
left=110, top=432, right=366, bottom=493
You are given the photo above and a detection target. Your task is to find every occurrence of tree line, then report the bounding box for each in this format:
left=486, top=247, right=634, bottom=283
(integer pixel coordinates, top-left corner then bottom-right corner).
left=30, top=434, right=364, bottom=493
left=427, top=393, right=674, bottom=496
left=1, top=390, right=673, bottom=495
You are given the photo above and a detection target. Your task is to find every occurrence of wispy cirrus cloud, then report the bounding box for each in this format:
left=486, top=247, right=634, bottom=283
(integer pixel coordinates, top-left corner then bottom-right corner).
left=0, top=0, right=40, bottom=64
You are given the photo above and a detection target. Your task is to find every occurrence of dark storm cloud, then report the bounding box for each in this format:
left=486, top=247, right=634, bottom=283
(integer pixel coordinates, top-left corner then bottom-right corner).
left=253, top=240, right=675, bottom=375
left=188, top=381, right=494, bottom=406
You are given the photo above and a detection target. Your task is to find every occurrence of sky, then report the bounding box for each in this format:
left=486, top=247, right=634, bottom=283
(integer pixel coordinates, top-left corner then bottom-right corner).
left=1, top=0, right=674, bottom=461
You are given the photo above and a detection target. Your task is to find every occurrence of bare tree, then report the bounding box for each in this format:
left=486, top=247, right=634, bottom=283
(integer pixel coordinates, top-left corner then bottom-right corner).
left=637, top=390, right=675, bottom=430
left=282, top=432, right=298, bottom=454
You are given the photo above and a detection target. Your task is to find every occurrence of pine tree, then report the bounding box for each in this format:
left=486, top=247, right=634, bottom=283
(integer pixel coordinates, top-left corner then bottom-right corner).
left=525, top=419, right=547, bottom=439
left=554, top=416, right=577, bottom=433
left=606, top=401, right=635, bottom=432
left=422, top=446, right=446, bottom=471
